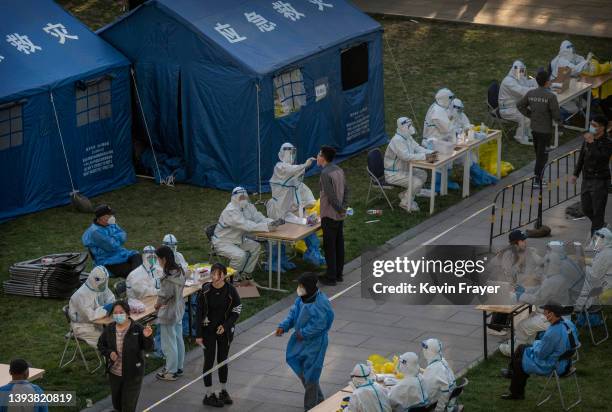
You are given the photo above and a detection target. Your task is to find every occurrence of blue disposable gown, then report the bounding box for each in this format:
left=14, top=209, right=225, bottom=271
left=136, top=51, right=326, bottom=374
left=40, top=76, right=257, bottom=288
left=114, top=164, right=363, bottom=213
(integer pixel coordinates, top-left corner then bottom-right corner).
left=278, top=291, right=334, bottom=383
left=522, top=320, right=578, bottom=376
left=82, top=222, right=137, bottom=266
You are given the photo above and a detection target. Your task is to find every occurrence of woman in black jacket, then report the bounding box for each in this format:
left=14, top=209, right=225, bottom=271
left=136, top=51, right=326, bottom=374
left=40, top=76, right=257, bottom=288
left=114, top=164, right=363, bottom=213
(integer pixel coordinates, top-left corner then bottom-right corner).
left=98, top=301, right=154, bottom=412
left=195, top=263, right=242, bottom=407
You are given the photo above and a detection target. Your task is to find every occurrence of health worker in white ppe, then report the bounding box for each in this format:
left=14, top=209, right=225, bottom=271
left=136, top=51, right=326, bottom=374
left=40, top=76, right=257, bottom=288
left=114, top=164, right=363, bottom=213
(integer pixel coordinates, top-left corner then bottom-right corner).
left=266, top=143, right=325, bottom=269
left=388, top=352, right=430, bottom=412
left=126, top=245, right=163, bottom=300
left=347, top=363, right=392, bottom=412
left=551, top=40, right=592, bottom=78
left=384, top=117, right=436, bottom=212
left=421, top=338, right=457, bottom=412
left=499, top=60, right=537, bottom=145
left=213, top=187, right=280, bottom=280
left=69, top=266, right=116, bottom=347
left=576, top=227, right=612, bottom=308
left=423, top=89, right=460, bottom=192
left=162, top=234, right=189, bottom=272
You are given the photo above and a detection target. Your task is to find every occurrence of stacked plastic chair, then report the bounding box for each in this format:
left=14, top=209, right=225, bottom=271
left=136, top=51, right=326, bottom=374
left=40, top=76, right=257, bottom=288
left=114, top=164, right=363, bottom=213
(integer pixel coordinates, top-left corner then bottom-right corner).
left=4, top=253, right=88, bottom=298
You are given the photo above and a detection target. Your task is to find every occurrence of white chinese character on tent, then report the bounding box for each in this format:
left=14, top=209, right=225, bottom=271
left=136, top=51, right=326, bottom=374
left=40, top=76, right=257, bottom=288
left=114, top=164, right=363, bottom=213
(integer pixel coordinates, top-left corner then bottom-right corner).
left=43, top=23, right=79, bottom=44
left=272, top=2, right=305, bottom=21
left=244, top=12, right=277, bottom=32
left=6, top=33, right=42, bottom=55
left=308, top=0, right=333, bottom=11
left=214, top=23, right=247, bottom=43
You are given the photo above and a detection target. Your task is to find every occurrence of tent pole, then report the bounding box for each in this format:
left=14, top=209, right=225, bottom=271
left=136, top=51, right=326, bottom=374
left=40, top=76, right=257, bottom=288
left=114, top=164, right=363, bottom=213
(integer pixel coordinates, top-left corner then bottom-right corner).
left=254, top=82, right=264, bottom=205
left=49, top=91, right=76, bottom=194
left=131, top=68, right=164, bottom=186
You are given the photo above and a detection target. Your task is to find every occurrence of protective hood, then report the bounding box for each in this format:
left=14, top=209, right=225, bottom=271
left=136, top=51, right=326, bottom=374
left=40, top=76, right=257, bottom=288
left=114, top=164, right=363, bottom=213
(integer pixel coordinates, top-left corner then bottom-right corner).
left=351, top=363, right=373, bottom=388
left=593, top=227, right=612, bottom=250
left=435, top=88, right=454, bottom=109
left=279, top=142, right=297, bottom=164
left=142, top=245, right=157, bottom=271
left=542, top=241, right=567, bottom=278
left=87, top=266, right=110, bottom=292
left=508, top=60, right=526, bottom=80
left=559, top=40, right=575, bottom=60
left=231, top=186, right=249, bottom=208
left=396, top=117, right=416, bottom=139
left=422, top=338, right=443, bottom=363
left=398, top=352, right=419, bottom=376
left=163, top=234, right=178, bottom=251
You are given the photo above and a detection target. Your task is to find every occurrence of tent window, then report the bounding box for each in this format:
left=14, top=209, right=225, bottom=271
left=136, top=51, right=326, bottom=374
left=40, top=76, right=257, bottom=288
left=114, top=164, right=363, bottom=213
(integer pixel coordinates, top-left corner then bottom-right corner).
left=341, top=43, right=369, bottom=91
left=274, top=68, right=306, bottom=118
left=76, top=78, right=112, bottom=127
left=0, top=104, right=23, bottom=151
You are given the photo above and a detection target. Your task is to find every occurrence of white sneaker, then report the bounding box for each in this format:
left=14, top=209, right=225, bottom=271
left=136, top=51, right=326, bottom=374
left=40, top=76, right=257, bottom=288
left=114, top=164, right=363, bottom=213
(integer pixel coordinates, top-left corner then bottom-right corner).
left=410, top=201, right=420, bottom=212
left=487, top=327, right=508, bottom=336
left=514, top=135, right=533, bottom=146
left=416, top=188, right=435, bottom=198
left=499, top=342, right=512, bottom=357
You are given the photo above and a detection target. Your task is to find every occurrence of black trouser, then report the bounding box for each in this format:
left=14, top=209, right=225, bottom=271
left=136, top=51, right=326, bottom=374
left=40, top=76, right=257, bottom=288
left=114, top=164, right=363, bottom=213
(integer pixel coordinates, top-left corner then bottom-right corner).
left=532, top=132, right=550, bottom=183
left=202, top=326, right=230, bottom=388
left=581, top=178, right=609, bottom=235
left=321, top=217, right=345, bottom=281
left=109, top=373, right=143, bottom=412
left=509, top=344, right=529, bottom=397
left=105, top=254, right=142, bottom=278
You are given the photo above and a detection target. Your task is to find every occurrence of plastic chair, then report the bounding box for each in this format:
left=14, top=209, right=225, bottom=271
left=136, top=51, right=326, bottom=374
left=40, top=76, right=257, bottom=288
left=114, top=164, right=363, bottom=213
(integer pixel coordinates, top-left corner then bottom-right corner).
left=579, top=286, right=609, bottom=346
left=59, top=305, right=103, bottom=373
left=365, top=148, right=396, bottom=210
left=536, top=342, right=582, bottom=410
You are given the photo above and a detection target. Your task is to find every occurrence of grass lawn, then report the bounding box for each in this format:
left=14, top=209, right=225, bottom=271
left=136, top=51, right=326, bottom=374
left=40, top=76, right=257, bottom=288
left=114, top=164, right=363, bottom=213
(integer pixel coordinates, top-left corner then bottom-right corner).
left=1, top=2, right=611, bottom=409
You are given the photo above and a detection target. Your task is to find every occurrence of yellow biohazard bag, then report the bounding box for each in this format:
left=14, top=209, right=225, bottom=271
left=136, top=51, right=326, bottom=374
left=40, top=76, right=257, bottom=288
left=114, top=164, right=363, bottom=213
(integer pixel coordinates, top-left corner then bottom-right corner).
left=478, top=140, right=514, bottom=177
left=582, top=59, right=612, bottom=100
left=295, top=199, right=323, bottom=255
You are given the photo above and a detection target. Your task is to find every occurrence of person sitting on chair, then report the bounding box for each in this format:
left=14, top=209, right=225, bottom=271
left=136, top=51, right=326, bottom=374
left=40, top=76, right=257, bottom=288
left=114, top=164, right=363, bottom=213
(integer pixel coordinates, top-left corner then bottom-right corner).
left=82, top=204, right=141, bottom=278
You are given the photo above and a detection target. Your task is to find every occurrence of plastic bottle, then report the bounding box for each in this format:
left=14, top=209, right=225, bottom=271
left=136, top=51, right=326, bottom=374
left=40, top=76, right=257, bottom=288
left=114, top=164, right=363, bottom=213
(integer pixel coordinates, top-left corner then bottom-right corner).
left=345, top=207, right=354, bottom=216
left=480, top=122, right=487, bottom=135
left=367, top=209, right=383, bottom=216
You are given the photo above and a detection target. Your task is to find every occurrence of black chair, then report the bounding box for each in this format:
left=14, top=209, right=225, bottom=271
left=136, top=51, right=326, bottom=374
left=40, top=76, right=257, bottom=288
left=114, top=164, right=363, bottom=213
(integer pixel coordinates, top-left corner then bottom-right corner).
left=445, top=377, right=468, bottom=410
left=365, top=148, right=397, bottom=210
left=536, top=342, right=582, bottom=410
left=113, top=280, right=127, bottom=299
left=485, top=80, right=514, bottom=138
left=204, top=223, right=229, bottom=265
left=577, top=286, right=609, bottom=345
left=408, top=401, right=437, bottom=411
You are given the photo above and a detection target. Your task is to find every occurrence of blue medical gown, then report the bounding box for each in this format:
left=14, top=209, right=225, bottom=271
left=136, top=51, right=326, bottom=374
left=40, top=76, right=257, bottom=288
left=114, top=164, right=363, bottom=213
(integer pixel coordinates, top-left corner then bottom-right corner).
left=522, top=320, right=578, bottom=376
left=278, top=291, right=334, bottom=383
left=82, top=223, right=137, bottom=266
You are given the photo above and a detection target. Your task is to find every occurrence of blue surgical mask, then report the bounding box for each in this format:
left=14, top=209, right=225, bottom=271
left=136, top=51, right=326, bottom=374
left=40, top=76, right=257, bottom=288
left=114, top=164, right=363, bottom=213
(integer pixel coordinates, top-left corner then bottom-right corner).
left=589, top=126, right=598, bottom=134
left=113, top=313, right=127, bottom=324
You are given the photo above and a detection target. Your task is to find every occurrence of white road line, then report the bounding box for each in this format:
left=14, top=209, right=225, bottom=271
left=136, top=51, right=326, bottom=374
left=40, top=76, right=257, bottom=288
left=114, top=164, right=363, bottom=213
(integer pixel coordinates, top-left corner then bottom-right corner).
left=142, top=202, right=493, bottom=411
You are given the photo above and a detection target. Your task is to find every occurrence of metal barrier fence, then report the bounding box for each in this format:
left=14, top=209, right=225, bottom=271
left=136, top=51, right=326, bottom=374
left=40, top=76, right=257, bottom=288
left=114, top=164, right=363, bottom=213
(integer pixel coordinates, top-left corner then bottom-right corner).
left=489, top=149, right=582, bottom=250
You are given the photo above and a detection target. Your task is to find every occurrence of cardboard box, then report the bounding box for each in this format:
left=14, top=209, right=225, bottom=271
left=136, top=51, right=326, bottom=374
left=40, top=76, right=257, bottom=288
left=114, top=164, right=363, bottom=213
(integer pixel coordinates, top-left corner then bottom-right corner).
left=234, top=280, right=260, bottom=298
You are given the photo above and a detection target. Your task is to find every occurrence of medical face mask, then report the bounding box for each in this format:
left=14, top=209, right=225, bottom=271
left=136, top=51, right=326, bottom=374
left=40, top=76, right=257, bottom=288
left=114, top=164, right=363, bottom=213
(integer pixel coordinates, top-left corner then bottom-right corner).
left=297, top=286, right=307, bottom=296
left=238, top=199, right=248, bottom=208
left=107, top=216, right=116, bottom=225
left=146, top=255, right=157, bottom=267
left=589, top=125, right=598, bottom=134
left=113, top=313, right=127, bottom=324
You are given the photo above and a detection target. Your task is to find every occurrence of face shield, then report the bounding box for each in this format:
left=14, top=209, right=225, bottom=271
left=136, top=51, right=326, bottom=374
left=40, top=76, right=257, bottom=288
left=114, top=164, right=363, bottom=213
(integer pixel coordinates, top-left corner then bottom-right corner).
left=142, top=245, right=157, bottom=270
left=397, top=117, right=416, bottom=137
left=88, top=266, right=109, bottom=292
left=162, top=234, right=178, bottom=252
left=350, top=363, right=372, bottom=389
left=231, top=187, right=249, bottom=208
left=588, top=228, right=612, bottom=252
left=280, top=144, right=297, bottom=165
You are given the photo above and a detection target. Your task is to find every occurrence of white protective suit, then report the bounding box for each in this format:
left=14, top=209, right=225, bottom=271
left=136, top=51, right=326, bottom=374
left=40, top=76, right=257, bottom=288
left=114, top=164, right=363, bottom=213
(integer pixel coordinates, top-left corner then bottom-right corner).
left=501, top=241, right=586, bottom=353
left=576, top=228, right=612, bottom=308
left=266, top=143, right=316, bottom=220
left=421, top=338, right=456, bottom=412
left=348, top=363, right=392, bottom=412
left=499, top=60, right=537, bottom=144
left=213, top=187, right=272, bottom=276
left=384, top=117, right=432, bottom=212
left=388, top=352, right=430, bottom=412
left=448, top=98, right=471, bottom=135
left=551, top=40, right=590, bottom=78
left=423, top=88, right=455, bottom=144
left=69, top=266, right=115, bottom=347
left=162, top=234, right=189, bottom=272
left=126, top=246, right=163, bottom=300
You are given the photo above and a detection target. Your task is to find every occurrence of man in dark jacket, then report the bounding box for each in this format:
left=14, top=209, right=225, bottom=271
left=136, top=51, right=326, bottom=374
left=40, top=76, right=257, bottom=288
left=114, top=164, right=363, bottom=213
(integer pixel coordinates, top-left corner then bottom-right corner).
left=317, top=146, right=349, bottom=286
left=517, top=70, right=561, bottom=187
left=571, top=116, right=612, bottom=234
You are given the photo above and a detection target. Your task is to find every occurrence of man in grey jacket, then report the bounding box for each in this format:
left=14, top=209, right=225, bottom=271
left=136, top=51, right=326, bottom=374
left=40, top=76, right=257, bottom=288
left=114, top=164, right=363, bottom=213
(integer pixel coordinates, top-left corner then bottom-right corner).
left=317, top=146, right=349, bottom=286
left=517, top=70, right=561, bottom=187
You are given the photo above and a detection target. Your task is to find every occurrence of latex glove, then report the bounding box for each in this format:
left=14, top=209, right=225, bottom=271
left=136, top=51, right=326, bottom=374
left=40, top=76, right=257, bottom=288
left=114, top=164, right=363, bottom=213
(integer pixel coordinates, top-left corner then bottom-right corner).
left=103, top=303, right=114, bottom=313
left=305, top=157, right=316, bottom=168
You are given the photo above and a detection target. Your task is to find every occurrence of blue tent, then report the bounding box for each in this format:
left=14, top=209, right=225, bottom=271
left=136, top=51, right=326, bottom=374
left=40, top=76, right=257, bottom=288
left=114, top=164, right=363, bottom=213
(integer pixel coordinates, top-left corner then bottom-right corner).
left=100, top=0, right=386, bottom=192
left=0, top=0, right=135, bottom=222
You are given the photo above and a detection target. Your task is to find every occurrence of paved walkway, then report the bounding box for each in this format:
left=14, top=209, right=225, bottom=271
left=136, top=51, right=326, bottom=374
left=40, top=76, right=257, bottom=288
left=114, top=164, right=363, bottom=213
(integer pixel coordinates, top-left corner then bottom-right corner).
left=353, top=0, right=612, bottom=38
left=87, top=138, right=607, bottom=411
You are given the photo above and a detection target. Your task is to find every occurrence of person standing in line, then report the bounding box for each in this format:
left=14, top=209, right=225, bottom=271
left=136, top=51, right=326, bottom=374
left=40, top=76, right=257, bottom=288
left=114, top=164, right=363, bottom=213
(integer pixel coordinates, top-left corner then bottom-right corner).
left=154, top=245, right=186, bottom=381
left=570, top=116, right=612, bottom=235
left=0, top=359, right=48, bottom=412
left=195, top=263, right=242, bottom=408
left=98, top=301, right=154, bottom=412
left=317, top=145, right=349, bottom=286
left=516, top=70, right=561, bottom=188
